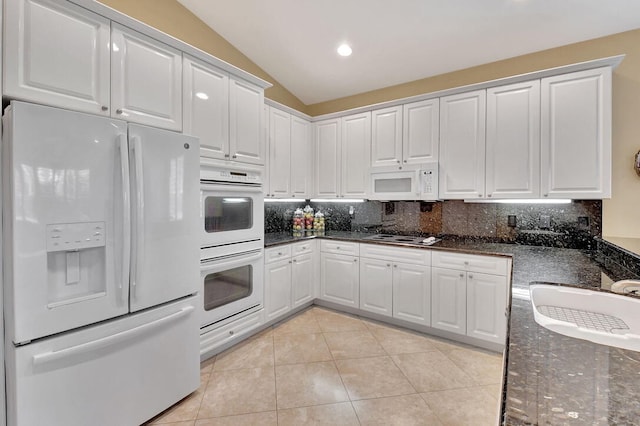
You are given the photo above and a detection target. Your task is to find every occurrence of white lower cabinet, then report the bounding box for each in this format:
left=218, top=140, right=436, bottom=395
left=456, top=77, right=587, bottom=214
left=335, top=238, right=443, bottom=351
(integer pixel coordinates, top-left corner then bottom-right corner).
left=466, top=272, right=507, bottom=344
left=264, top=258, right=292, bottom=321
left=319, top=252, right=360, bottom=308
left=393, top=262, right=431, bottom=326
left=359, top=258, right=393, bottom=316
left=431, top=267, right=467, bottom=335
left=264, top=242, right=316, bottom=323
left=431, top=251, right=509, bottom=344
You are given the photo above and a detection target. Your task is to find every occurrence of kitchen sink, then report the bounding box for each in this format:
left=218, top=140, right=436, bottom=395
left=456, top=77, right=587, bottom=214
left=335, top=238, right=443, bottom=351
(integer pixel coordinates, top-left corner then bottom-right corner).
left=362, top=234, right=440, bottom=245
left=530, top=284, right=640, bottom=351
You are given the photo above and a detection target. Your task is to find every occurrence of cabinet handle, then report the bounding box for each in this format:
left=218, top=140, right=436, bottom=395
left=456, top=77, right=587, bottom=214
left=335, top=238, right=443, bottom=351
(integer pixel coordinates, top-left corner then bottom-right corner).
left=224, top=154, right=230, bottom=158
left=232, top=154, right=237, bottom=159
left=101, top=106, right=108, bottom=111
left=115, top=109, right=123, bottom=114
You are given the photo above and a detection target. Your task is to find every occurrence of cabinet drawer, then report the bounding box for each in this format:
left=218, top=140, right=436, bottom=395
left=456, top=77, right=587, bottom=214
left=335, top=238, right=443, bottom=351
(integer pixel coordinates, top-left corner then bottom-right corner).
left=360, top=243, right=431, bottom=266
left=200, top=309, right=264, bottom=356
left=432, top=251, right=508, bottom=276
left=320, top=240, right=359, bottom=256
left=265, top=245, right=292, bottom=264
left=291, top=240, right=314, bottom=256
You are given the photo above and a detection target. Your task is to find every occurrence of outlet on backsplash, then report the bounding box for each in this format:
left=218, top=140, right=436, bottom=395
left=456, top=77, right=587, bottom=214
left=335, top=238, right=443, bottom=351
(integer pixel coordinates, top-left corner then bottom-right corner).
left=508, top=215, right=517, bottom=228
left=539, top=215, right=551, bottom=229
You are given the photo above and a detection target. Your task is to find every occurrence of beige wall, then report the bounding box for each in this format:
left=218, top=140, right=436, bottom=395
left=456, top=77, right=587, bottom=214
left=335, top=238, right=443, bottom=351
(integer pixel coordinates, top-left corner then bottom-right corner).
left=98, top=0, right=306, bottom=111
left=306, top=29, right=640, bottom=239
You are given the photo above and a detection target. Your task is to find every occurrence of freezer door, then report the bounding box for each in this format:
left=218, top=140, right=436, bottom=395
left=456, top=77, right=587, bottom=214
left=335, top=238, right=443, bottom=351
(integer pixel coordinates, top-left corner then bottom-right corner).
left=6, top=295, right=200, bottom=426
left=128, top=124, right=200, bottom=311
left=3, top=102, right=130, bottom=344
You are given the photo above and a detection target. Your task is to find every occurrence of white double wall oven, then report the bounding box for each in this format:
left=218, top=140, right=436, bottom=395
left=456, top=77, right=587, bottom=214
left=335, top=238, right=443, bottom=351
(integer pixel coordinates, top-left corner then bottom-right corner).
left=200, top=161, right=265, bottom=330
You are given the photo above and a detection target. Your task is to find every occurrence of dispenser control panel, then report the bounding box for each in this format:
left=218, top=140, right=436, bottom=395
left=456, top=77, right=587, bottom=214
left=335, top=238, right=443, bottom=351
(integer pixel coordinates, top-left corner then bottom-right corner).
left=46, top=222, right=106, bottom=252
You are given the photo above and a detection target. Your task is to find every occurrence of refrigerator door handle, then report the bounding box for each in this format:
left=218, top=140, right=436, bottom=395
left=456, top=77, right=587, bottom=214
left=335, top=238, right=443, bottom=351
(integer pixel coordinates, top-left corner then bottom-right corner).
left=32, top=306, right=195, bottom=366
left=130, top=135, right=145, bottom=301
left=118, top=134, right=131, bottom=303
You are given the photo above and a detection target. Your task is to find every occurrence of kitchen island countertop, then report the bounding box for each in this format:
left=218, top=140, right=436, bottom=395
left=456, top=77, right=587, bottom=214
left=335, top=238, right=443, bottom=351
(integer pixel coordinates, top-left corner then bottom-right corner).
left=265, top=231, right=640, bottom=425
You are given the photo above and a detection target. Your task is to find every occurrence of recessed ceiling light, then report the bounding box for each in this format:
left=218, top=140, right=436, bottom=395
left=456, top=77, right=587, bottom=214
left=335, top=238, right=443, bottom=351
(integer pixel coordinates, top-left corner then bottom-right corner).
left=337, top=44, right=352, bottom=57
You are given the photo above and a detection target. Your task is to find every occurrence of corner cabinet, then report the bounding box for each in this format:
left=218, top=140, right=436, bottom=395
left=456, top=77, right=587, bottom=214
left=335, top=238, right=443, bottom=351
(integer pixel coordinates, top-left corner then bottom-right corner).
left=540, top=67, right=612, bottom=199
left=4, top=0, right=111, bottom=115
left=439, top=90, right=486, bottom=199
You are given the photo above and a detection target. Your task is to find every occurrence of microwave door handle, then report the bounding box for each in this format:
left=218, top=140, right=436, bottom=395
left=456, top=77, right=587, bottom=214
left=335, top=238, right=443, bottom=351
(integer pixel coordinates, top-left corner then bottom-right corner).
left=118, top=134, right=131, bottom=303
left=131, top=135, right=145, bottom=301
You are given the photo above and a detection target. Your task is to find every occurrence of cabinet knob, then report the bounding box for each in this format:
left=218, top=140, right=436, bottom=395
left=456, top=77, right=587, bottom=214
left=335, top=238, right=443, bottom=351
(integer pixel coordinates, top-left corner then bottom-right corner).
left=403, top=160, right=407, bottom=163
left=399, top=167, right=402, bottom=170
left=464, top=261, right=469, bottom=265
left=232, top=154, right=237, bottom=159
left=488, top=194, right=492, bottom=198
left=543, top=194, right=548, bottom=197
left=354, top=259, right=358, bottom=263
left=386, top=264, right=391, bottom=267
left=278, top=252, right=282, bottom=255
left=393, top=264, right=398, bottom=268
left=293, top=259, right=297, bottom=263
left=229, top=330, right=234, bottom=336
left=292, top=194, right=296, bottom=197
left=288, top=260, right=292, bottom=264
left=397, top=160, right=400, bottom=164
left=468, top=274, right=474, bottom=279
left=336, top=246, right=340, bottom=249
left=478, top=194, right=482, bottom=197
left=459, top=273, right=464, bottom=278
left=224, top=154, right=230, bottom=158
left=115, top=109, right=123, bottom=114
left=101, top=106, right=108, bottom=111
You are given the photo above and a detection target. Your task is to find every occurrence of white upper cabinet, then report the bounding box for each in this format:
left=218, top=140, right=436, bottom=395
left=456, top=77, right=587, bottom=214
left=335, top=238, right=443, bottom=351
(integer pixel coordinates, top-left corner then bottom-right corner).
left=341, top=112, right=371, bottom=198
left=230, top=77, right=265, bottom=165
left=541, top=67, right=612, bottom=199
left=371, top=106, right=403, bottom=168
left=439, top=90, right=486, bottom=199
left=403, top=99, right=440, bottom=165
left=4, top=0, right=111, bottom=115
left=290, top=116, right=312, bottom=198
left=183, top=55, right=229, bottom=160
left=111, top=23, right=182, bottom=131
left=268, top=107, right=292, bottom=197
left=486, top=81, right=541, bottom=199
left=314, top=118, right=341, bottom=198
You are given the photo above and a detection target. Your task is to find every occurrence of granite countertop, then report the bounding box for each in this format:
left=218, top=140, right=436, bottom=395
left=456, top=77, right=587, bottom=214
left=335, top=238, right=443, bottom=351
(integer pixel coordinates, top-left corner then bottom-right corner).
left=265, top=231, right=640, bottom=425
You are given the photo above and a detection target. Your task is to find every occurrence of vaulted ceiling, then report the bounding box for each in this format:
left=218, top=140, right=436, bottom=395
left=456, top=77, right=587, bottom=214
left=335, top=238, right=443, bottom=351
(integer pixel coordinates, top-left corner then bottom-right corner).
left=177, top=0, right=640, bottom=105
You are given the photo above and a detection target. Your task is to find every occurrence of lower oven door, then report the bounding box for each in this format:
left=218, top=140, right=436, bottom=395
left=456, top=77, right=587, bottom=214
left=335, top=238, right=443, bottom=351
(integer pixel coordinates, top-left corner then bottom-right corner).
left=200, top=182, right=264, bottom=250
left=200, top=248, right=264, bottom=328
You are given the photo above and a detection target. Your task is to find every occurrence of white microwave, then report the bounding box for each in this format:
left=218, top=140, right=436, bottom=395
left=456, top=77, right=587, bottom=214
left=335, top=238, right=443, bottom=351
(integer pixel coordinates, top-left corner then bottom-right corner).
left=369, top=163, right=439, bottom=201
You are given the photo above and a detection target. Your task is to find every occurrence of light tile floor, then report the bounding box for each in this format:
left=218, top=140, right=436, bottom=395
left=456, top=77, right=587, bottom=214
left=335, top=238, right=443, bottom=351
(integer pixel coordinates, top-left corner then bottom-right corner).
left=147, top=307, right=503, bottom=425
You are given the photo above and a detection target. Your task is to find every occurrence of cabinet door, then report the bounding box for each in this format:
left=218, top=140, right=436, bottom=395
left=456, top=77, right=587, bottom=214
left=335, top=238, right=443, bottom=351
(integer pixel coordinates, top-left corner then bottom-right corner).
left=541, top=67, right=612, bottom=199
left=292, top=253, right=314, bottom=308
left=4, top=0, right=110, bottom=115
left=403, top=99, right=439, bottom=165
left=230, top=77, right=265, bottom=165
left=393, top=262, right=431, bottom=326
left=320, top=253, right=359, bottom=308
left=486, top=81, right=540, bottom=199
left=183, top=55, right=229, bottom=160
left=265, top=258, right=292, bottom=322
left=467, top=272, right=507, bottom=344
left=290, top=116, right=312, bottom=198
left=431, top=267, right=466, bottom=335
left=111, top=23, right=182, bottom=131
left=314, top=119, right=341, bottom=198
left=439, top=90, right=486, bottom=199
left=268, top=108, right=291, bottom=197
left=341, top=112, right=371, bottom=198
left=359, top=258, right=393, bottom=317
left=371, top=106, right=403, bottom=168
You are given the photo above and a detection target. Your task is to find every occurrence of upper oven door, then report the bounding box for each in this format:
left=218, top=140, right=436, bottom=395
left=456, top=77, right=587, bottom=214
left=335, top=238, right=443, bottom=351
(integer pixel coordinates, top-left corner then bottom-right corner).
left=200, top=181, right=264, bottom=249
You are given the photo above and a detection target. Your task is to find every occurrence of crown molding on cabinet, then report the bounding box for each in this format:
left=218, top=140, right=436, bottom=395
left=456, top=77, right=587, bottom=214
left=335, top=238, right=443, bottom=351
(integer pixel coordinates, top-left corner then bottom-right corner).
left=265, top=98, right=312, bottom=121
left=310, top=55, right=624, bottom=122
left=68, top=0, right=272, bottom=89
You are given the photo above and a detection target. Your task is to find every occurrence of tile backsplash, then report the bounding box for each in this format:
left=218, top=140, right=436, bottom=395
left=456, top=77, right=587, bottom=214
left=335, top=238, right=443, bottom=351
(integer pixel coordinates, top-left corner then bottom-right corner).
left=265, top=199, right=602, bottom=249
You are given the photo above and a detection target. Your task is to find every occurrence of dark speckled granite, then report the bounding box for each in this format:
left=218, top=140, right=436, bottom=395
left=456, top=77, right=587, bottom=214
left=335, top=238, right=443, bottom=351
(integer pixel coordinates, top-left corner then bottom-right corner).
left=265, top=231, right=640, bottom=425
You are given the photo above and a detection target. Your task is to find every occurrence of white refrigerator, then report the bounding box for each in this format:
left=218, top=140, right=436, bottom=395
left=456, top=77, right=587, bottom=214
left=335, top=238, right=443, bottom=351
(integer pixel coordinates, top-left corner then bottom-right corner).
left=2, top=102, right=201, bottom=425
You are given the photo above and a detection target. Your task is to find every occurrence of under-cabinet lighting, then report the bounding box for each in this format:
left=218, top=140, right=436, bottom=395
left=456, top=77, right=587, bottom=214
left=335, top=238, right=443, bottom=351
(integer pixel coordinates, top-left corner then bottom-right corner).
left=310, top=198, right=365, bottom=203
left=264, top=198, right=306, bottom=203
left=464, top=198, right=572, bottom=204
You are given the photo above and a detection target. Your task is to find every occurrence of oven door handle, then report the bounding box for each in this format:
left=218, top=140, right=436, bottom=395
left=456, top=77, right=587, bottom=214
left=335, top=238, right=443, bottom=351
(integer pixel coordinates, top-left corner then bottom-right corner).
left=201, top=250, right=263, bottom=271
